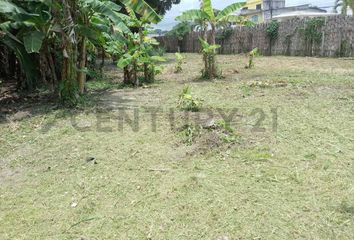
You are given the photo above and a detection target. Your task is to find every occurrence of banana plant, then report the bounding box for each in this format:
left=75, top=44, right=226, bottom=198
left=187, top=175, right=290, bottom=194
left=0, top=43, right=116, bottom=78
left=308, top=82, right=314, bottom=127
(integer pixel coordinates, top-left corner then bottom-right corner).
left=176, top=1, right=247, bottom=44
left=0, top=0, right=51, bottom=89
left=199, top=38, right=220, bottom=79
left=75, top=0, right=129, bottom=94
left=75, top=0, right=161, bottom=93
left=246, top=48, right=259, bottom=69
left=117, top=31, right=165, bottom=86
left=176, top=0, right=248, bottom=79
left=174, top=52, right=185, bottom=73
left=334, top=0, right=354, bottom=15
left=120, top=0, right=162, bottom=24
left=0, top=0, right=161, bottom=104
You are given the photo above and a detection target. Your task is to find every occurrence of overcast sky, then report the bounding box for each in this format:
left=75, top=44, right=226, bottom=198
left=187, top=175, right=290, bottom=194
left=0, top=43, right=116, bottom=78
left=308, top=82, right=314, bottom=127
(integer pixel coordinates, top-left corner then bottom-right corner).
left=155, top=0, right=335, bottom=30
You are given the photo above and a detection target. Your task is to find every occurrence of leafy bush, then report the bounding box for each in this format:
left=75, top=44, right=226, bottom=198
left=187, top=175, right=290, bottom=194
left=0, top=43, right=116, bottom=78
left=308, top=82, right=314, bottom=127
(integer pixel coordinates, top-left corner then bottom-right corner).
left=174, top=52, right=185, bottom=73
left=266, top=20, right=279, bottom=55
left=266, top=20, right=279, bottom=42
left=178, top=86, right=203, bottom=112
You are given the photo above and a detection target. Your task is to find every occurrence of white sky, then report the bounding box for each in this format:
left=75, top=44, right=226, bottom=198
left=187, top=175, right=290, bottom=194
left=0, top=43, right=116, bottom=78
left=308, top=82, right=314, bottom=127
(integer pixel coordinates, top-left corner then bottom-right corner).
left=155, top=0, right=335, bottom=30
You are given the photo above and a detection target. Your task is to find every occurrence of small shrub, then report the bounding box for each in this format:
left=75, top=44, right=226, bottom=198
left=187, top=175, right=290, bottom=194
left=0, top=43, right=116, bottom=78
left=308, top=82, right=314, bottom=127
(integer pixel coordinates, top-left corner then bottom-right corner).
left=174, top=52, right=185, bottom=73
left=178, top=86, right=203, bottom=112
left=245, top=48, right=259, bottom=69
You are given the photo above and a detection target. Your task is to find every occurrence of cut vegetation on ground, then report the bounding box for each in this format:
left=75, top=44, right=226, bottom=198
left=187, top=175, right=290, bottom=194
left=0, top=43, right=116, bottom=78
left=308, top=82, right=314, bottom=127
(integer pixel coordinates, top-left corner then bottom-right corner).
left=1, top=54, right=354, bottom=239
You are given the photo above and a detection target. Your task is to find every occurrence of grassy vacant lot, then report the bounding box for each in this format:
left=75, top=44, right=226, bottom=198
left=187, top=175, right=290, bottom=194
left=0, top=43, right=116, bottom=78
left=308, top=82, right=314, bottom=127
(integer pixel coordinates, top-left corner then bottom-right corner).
left=0, top=54, right=353, bottom=239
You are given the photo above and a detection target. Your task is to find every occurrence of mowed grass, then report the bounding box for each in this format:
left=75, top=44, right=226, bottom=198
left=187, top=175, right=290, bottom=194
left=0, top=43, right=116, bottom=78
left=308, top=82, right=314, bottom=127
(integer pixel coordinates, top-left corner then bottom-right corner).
left=0, top=54, right=353, bottom=239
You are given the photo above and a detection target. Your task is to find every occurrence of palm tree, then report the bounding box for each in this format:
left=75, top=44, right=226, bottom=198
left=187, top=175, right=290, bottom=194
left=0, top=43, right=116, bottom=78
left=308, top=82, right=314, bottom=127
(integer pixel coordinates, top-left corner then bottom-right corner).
left=335, top=0, right=354, bottom=15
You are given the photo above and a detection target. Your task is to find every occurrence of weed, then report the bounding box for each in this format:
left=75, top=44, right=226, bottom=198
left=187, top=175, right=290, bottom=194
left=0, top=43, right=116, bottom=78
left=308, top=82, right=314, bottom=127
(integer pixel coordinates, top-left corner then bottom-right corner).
left=241, top=85, right=252, bottom=97
left=180, top=123, right=202, bottom=145
left=178, top=86, right=203, bottom=112
left=215, top=119, right=240, bottom=144
left=215, top=119, right=234, bottom=133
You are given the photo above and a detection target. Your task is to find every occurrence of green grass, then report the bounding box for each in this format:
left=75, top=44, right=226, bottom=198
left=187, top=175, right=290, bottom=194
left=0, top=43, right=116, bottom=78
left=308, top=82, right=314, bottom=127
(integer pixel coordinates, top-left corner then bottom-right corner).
left=0, top=54, right=353, bottom=239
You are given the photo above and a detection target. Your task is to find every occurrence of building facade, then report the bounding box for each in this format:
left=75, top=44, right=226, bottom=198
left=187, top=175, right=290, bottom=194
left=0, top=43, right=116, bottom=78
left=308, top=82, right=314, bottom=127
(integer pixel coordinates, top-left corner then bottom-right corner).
left=241, top=0, right=326, bottom=23
left=243, top=0, right=264, bottom=23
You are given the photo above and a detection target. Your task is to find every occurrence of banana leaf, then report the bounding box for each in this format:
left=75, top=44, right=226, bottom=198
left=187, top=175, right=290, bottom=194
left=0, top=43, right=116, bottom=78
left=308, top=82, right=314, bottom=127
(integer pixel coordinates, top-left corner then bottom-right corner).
left=1, top=32, right=39, bottom=90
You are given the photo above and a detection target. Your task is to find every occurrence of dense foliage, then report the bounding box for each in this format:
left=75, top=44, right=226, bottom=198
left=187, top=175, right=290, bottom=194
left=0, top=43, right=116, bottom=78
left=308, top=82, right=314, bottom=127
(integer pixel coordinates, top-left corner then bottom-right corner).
left=0, top=0, right=162, bottom=105
left=266, top=20, right=280, bottom=43
left=265, top=20, right=279, bottom=55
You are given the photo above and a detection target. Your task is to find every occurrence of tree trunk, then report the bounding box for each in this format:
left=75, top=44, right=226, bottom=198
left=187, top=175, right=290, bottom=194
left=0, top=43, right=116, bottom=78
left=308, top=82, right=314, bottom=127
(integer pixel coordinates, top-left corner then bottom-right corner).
left=59, top=0, right=78, bottom=103
left=46, top=45, right=57, bottom=91
left=201, top=25, right=208, bottom=78
left=144, top=63, right=149, bottom=82
left=77, top=37, right=87, bottom=94
left=100, top=47, right=105, bottom=74
left=133, top=61, right=138, bottom=86
left=202, top=24, right=208, bottom=42
left=123, top=66, right=132, bottom=85
left=210, top=23, right=217, bottom=78
left=139, top=27, right=149, bottom=84
left=39, top=50, right=49, bottom=86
